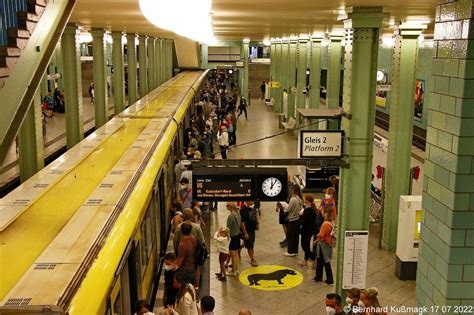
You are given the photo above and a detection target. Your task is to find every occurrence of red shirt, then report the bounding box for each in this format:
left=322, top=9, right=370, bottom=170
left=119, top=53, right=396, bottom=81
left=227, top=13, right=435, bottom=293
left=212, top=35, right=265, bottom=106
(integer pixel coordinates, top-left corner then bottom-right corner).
left=317, top=221, right=333, bottom=245
left=177, top=235, right=198, bottom=272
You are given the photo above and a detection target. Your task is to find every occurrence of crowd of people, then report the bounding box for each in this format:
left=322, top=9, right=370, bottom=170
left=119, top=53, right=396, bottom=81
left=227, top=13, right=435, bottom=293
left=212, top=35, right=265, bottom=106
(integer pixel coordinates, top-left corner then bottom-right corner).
left=152, top=71, right=385, bottom=315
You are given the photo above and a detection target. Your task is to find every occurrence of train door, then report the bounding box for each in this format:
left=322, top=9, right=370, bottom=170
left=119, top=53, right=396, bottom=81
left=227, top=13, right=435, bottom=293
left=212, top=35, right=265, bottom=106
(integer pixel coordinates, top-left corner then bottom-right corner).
left=127, top=241, right=141, bottom=312
left=158, top=174, right=167, bottom=253
left=109, top=277, right=123, bottom=315
left=120, top=260, right=132, bottom=315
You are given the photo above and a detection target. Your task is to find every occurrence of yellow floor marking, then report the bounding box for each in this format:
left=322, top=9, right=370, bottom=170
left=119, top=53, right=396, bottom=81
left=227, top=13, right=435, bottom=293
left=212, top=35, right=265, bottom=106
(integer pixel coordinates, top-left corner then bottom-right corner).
left=238, top=265, right=303, bottom=290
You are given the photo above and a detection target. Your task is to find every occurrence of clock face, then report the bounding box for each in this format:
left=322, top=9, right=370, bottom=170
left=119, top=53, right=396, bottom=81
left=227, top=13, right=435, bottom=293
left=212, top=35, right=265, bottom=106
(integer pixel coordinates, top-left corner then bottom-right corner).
left=376, top=70, right=385, bottom=82
left=262, top=177, right=282, bottom=197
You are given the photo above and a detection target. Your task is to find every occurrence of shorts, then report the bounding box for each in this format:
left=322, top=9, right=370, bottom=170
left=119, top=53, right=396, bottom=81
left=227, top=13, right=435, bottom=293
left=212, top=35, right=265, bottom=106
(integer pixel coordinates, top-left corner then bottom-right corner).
left=219, top=252, right=230, bottom=263
left=229, top=235, right=241, bottom=251
left=243, top=229, right=256, bottom=249
left=279, top=209, right=288, bottom=225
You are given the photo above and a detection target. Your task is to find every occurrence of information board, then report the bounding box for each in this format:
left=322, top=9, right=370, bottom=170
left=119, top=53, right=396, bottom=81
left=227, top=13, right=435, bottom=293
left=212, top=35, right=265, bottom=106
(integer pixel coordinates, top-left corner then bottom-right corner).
left=298, top=130, right=343, bottom=158
left=342, top=231, right=369, bottom=289
left=270, top=81, right=280, bottom=88
left=192, top=168, right=288, bottom=201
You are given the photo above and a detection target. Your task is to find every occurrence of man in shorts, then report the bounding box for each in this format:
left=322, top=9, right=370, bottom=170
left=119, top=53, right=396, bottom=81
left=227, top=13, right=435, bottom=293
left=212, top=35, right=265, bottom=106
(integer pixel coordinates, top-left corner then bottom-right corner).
left=239, top=201, right=259, bottom=266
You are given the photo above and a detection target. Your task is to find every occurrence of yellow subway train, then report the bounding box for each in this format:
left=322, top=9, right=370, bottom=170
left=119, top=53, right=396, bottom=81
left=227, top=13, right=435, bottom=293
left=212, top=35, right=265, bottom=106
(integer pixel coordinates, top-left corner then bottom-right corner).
left=0, top=70, right=209, bottom=314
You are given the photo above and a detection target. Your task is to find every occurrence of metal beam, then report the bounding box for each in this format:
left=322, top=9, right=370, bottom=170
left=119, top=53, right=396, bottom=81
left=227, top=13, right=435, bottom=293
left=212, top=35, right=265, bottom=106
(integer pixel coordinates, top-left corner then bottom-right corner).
left=0, top=0, right=76, bottom=166
left=191, top=158, right=349, bottom=168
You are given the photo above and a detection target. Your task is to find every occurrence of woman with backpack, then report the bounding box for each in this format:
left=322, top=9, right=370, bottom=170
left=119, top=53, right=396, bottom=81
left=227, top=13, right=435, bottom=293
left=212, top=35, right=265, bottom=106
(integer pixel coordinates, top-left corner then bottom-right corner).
left=313, top=205, right=335, bottom=285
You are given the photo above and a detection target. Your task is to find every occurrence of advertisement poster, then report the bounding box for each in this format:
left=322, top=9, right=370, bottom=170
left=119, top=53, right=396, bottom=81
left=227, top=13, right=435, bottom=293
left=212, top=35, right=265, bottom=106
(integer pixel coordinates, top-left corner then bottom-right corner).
left=375, top=90, right=387, bottom=107
left=414, top=79, right=424, bottom=120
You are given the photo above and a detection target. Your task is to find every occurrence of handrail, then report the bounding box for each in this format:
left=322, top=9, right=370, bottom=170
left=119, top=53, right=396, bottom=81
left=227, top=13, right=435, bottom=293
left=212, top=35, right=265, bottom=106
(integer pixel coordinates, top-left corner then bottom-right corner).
left=0, top=0, right=27, bottom=46
left=0, top=0, right=76, bottom=167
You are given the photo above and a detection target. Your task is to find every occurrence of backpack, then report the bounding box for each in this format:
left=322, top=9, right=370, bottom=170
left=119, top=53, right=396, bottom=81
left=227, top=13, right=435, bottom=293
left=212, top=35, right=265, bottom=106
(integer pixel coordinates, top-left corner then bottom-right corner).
left=248, top=206, right=258, bottom=225
left=228, top=123, right=234, bottom=133
left=196, top=239, right=208, bottom=266
left=329, top=223, right=337, bottom=247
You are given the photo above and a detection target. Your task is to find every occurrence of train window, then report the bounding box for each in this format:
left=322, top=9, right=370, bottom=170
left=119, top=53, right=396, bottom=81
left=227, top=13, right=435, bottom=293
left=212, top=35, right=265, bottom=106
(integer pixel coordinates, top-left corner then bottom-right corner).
left=140, top=204, right=154, bottom=275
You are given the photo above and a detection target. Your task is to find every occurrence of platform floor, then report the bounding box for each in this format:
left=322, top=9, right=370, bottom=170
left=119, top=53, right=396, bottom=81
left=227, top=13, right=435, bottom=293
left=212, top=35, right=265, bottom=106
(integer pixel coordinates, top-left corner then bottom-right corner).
left=155, top=99, right=421, bottom=314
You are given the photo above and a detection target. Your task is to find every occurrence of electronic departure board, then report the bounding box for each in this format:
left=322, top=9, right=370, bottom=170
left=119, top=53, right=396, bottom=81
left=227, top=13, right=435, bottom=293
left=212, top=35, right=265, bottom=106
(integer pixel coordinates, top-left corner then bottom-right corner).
left=192, top=168, right=288, bottom=201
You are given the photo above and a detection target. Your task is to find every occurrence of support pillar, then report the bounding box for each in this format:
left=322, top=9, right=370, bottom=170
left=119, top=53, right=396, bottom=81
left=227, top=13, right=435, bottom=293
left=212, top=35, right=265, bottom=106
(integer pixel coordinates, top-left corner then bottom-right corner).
left=161, top=39, right=167, bottom=82
left=147, top=37, right=156, bottom=91
left=335, top=7, right=386, bottom=296
left=274, top=40, right=282, bottom=113
left=296, top=37, right=308, bottom=118
left=310, top=36, right=322, bottom=109
left=169, top=40, right=174, bottom=78
left=201, top=44, right=209, bottom=69
left=138, top=35, right=148, bottom=97
left=242, top=39, right=250, bottom=99
left=280, top=40, right=289, bottom=116
left=154, top=38, right=161, bottom=86
left=55, top=43, right=64, bottom=91
left=327, top=34, right=343, bottom=129
left=416, top=0, right=474, bottom=307
left=126, top=34, right=138, bottom=106
left=91, top=28, right=108, bottom=128
left=269, top=42, right=276, bottom=102
left=61, top=24, right=84, bottom=148
left=382, top=24, right=426, bottom=251
left=112, top=32, right=125, bottom=114
left=18, top=90, right=44, bottom=182
left=287, top=39, right=297, bottom=119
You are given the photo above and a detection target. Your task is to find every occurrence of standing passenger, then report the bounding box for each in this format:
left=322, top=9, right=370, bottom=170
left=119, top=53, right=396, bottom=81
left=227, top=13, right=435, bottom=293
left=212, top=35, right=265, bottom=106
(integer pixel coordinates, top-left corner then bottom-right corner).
left=299, top=195, right=317, bottom=266
left=313, top=207, right=334, bottom=285
left=217, top=126, right=229, bottom=159
left=284, top=185, right=304, bottom=257
left=226, top=202, right=241, bottom=276
left=175, top=222, right=198, bottom=284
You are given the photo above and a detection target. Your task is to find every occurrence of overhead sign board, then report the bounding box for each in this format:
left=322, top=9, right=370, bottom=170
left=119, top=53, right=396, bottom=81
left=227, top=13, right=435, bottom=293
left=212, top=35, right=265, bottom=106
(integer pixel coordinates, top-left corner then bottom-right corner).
left=192, top=168, right=288, bottom=201
left=342, top=231, right=369, bottom=289
left=298, top=130, right=343, bottom=158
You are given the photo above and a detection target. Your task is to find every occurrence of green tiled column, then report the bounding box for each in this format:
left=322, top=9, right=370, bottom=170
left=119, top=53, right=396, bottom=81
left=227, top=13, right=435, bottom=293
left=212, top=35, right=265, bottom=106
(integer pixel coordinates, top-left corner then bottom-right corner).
left=55, top=43, right=64, bottom=91
left=335, top=7, right=385, bottom=295
left=19, top=90, right=44, bottom=182
left=416, top=0, right=474, bottom=307
left=138, top=35, right=148, bottom=98
left=383, top=25, right=426, bottom=251
left=287, top=39, right=298, bottom=119
left=274, top=40, right=283, bottom=113
left=280, top=40, right=289, bottom=115
left=112, top=32, right=125, bottom=114
left=126, top=34, right=138, bottom=106
left=91, top=28, right=108, bottom=128
left=242, top=39, right=250, bottom=99
left=155, top=38, right=162, bottom=86
left=327, top=34, right=343, bottom=129
left=166, top=40, right=173, bottom=80
left=61, top=24, right=84, bottom=148
left=310, top=36, right=322, bottom=109
left=269, top=42, right=276, bottom=102
left=147, top=37, right=156, bottom=91
left=162, top=39, right=168, bottom=82
left=296, top=37, right=308, bottom=118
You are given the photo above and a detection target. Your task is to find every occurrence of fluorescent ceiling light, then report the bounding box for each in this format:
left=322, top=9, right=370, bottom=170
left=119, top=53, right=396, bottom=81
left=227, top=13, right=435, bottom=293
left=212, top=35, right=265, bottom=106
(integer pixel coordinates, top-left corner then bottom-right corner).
left=263, top=39, right=271, bottom=46
left=139, top=0, right=216, bottom=44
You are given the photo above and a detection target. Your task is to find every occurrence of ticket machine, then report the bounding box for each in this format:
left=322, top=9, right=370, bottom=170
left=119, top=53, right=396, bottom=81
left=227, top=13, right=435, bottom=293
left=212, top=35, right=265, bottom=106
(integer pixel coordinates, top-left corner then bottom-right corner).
left=395, top=195, right=422, bottom=280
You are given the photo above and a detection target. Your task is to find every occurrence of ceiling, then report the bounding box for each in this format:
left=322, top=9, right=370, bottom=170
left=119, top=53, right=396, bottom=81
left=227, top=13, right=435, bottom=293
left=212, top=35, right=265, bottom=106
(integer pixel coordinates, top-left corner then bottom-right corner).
left=70, top=0, right=437, bottom=41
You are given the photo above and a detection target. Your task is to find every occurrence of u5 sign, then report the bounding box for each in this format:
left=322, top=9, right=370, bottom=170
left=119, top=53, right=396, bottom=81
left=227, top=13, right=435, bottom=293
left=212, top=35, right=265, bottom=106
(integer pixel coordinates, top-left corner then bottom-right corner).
left=298, top=130, right=344, bottom=158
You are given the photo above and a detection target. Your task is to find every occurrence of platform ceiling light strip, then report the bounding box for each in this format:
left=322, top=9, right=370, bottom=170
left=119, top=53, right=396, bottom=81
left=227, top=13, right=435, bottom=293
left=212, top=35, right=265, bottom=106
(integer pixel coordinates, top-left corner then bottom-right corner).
left=139, top=0, right=217, bottom=44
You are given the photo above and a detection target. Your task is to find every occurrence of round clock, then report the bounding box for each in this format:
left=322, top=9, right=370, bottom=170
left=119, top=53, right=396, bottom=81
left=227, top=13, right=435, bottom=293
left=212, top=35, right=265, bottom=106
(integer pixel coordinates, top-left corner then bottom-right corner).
left=262, top=177, right=282, bottom=197
left=376, top=70, right=385, bottom=82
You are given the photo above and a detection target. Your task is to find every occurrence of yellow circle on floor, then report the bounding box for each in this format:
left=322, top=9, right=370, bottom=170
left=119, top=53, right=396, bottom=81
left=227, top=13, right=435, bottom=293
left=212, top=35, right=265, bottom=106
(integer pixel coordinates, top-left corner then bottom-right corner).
left=239, top=265, right=303, bottom=290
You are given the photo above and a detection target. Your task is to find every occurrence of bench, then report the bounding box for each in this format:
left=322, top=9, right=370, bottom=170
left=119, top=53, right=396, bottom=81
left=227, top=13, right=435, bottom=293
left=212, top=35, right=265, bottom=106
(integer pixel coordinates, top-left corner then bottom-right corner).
left=281, top=117, right=296, bottom=130
left=265, top=98, right=274, bottom=107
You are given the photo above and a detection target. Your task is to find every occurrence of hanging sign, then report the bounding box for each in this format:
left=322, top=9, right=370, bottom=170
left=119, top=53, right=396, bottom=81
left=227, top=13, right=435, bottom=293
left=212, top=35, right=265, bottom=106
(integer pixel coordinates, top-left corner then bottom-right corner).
left=270, top=81, right=280, bottom=88
left=298, top=130, right=343, bottom=158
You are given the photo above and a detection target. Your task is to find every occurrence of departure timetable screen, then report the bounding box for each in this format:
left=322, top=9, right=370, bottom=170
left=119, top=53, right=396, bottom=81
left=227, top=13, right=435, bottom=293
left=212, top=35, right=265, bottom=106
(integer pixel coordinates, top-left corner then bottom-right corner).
left=195, top=176, right=253, bottom=199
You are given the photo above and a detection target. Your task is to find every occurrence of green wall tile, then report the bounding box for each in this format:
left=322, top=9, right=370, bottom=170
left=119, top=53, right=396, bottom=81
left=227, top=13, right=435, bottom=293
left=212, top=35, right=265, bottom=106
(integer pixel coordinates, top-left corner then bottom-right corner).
left=458, top=59, right=474, bottom=79
left=446, top=21, right=463, bottom=40
left=424, top=159, right=436, bottom=179
left=451, top=39, right=467, bottom=59
left=448, top=246, right=474, bottom=264
left=427, top=177, right=443, bottom=199
left=418, top=255, right=429, bottom=275
left=460, top=118, right=474, bottom=135
left=432, top=59, right=444, bottom=75
left=456, top=0, right=473, bottom=20
left=452, top=192, right=472, bottom=210
left=425, top=211, right=440, bottom=234
left=436, top=76, right=450, bottom=94
left=453, top=136, right=474, bottom=155
left=437, top=130, right=454, bottom=151
left=445, top=114, right=461, bottom=135
left=432, top=111, right=448, bottom=130
left=432, top=197, right=448, bottom=220
left=443, top=59, right=459, bottom=77
left=446, top=282, right=474, bottom=299
left=463, top=265, right=474, bottom=281
left=449, top=78, right=465, bottom=97
left=466, top=230, right=474, bottom=246
left=430, top=93, right=442, bottom=111
left=453, top=174, right=474, bottom=192
left=461, top=299, right=474, bottom=306
left=440, top=3, right=456, bottom=21
left=440, top=95, right=456, bottom=114
left=455, top=98, right=474, bottom=117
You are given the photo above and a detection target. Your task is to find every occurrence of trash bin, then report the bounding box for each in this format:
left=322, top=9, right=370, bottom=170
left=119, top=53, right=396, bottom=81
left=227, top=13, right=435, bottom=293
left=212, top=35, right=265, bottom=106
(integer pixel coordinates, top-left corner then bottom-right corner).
left=278, top=114, right=285, bottom=129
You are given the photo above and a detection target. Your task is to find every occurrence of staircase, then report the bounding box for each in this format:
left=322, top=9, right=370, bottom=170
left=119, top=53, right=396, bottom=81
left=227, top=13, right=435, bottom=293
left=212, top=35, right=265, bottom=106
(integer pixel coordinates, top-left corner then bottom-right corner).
left=0, top=0, right=48, bottom=88
left=248, top=63, right=270, bottom=99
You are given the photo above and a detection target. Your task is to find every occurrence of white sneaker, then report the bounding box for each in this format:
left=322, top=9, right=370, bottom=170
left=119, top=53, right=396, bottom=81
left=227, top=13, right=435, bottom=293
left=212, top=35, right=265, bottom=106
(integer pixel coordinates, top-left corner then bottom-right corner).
left=283, top=252, right=298, bottom=257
